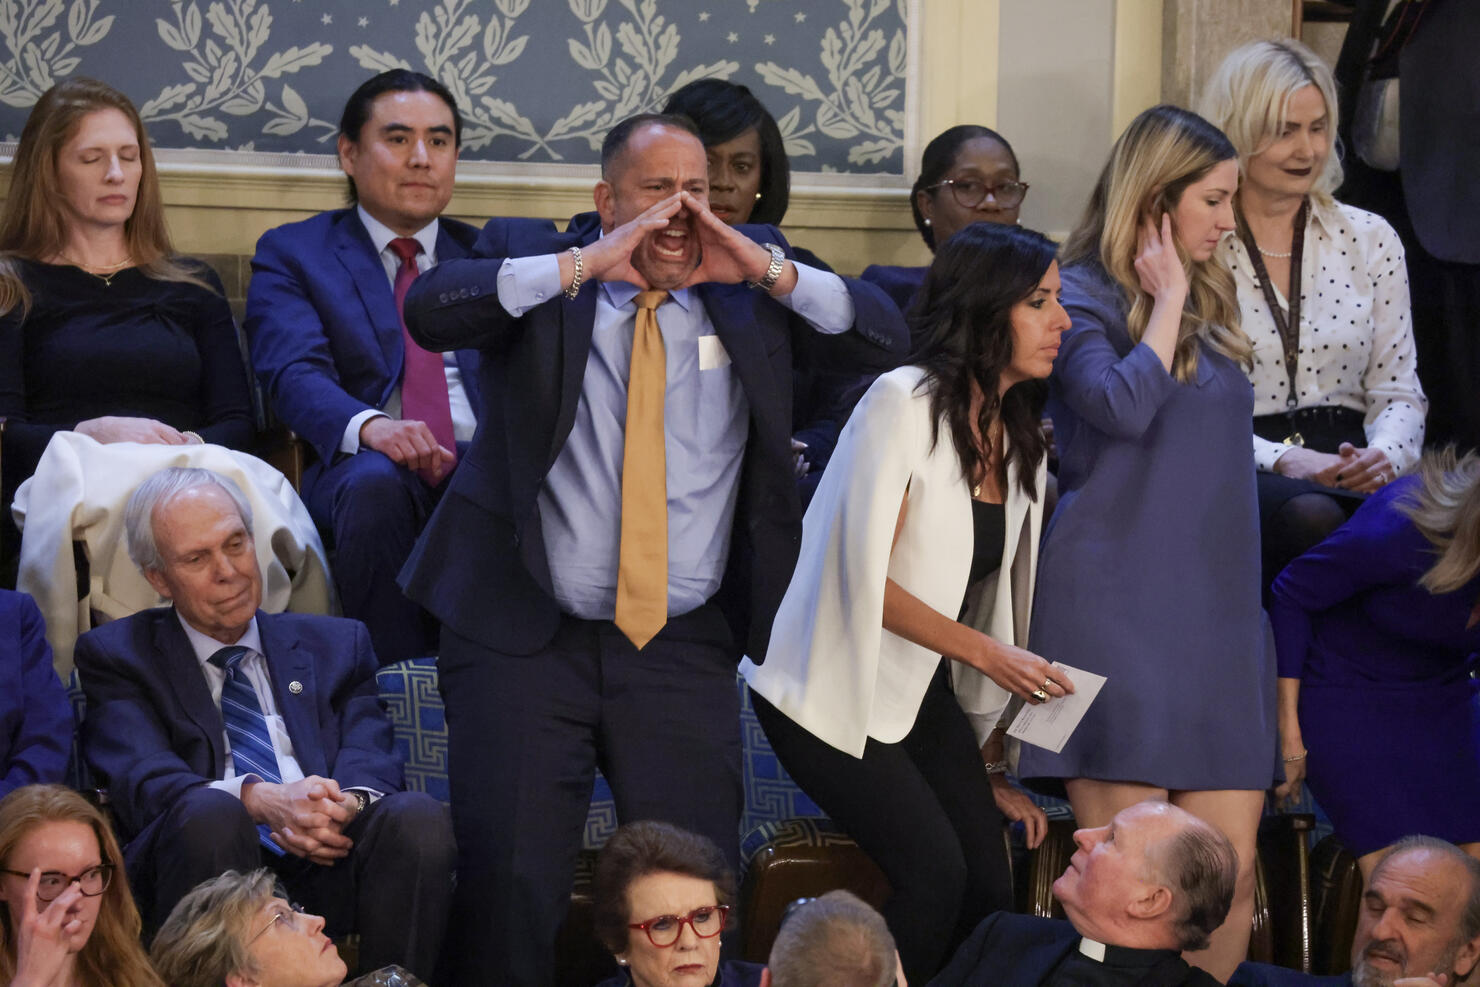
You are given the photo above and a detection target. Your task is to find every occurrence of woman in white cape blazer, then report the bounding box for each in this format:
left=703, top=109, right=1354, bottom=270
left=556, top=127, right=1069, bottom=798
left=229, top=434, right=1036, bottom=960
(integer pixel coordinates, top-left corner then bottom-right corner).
left=741, top=364, right=1044, bottom=755
left=739, top=221, right=1070, bottom=983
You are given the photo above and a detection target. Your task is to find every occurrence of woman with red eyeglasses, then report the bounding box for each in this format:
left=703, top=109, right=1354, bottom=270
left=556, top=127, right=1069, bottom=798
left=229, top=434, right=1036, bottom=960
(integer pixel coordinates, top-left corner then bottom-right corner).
left=592, top=820, right=761, bottom=987
left=0, top=784, right=162, bottom=987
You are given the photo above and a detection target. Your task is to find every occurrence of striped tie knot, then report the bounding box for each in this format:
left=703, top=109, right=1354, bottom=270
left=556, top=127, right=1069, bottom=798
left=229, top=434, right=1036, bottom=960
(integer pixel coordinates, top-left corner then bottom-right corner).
left=209, top=645, right=250, bottom=674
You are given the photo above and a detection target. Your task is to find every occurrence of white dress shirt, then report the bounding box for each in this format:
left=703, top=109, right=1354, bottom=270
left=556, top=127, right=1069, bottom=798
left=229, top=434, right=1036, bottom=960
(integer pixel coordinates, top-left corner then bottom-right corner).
left=339, top=205, right=478, bottom=454
left=180, top=612, right=381, bottom=803
left=1220, top=198, right=1427, bottom=473
left=178, top=613, right=307, bottom=798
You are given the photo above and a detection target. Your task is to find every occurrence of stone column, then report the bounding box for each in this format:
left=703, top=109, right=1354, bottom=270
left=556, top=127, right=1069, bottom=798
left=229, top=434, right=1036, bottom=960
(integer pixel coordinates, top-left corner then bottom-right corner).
left=1162, top=0, right=1295, bottom=111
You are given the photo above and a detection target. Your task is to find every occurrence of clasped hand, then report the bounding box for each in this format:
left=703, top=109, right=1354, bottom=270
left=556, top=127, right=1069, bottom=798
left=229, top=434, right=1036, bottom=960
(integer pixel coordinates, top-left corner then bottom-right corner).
left=581, top=191, right=789, bottom=293
left=1276, top=442, right=1392, bottom=493
left=75, top=415, right=196, bottom=445
left=243, top=776, right=360, bottom=865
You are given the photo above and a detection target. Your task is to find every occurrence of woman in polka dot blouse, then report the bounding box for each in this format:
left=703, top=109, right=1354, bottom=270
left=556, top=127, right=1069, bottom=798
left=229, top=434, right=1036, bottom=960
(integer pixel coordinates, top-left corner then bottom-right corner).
left=1201, top=40, right=1428, bottom=597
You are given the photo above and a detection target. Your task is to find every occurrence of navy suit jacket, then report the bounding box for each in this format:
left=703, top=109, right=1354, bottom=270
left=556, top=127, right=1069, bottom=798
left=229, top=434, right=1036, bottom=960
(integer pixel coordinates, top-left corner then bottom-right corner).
left=74, top=608, right=401, bottom=842
left=930, top=914, right=1223, bottom=987
left=1228, top=963, right=1351, bottom=987
left=245, top=208, right=485, bottom=465
left=0, top=589, right=70, bottom=798
left=398, top=212, right=907, bottom=661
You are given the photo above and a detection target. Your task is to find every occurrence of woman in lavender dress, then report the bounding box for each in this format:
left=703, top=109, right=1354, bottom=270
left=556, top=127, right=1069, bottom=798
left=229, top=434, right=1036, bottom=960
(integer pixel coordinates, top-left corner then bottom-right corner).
left=1018, top=105, right=1276, bottom=981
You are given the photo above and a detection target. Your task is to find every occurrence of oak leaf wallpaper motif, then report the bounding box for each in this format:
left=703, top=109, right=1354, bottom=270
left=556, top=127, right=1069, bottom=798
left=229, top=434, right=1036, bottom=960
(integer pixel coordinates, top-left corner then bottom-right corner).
left=0, top=0, right=909, bottom=174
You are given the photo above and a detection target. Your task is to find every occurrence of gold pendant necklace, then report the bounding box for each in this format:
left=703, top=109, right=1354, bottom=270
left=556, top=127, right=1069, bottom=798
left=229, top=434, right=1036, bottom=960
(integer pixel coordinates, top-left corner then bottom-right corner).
left=60, top=254, right=133, bottom=287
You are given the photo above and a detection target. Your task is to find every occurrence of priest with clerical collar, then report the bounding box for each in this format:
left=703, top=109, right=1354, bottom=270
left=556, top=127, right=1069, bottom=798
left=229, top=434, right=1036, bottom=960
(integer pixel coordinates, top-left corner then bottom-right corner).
left=930, top=801, right=1235, bottom=986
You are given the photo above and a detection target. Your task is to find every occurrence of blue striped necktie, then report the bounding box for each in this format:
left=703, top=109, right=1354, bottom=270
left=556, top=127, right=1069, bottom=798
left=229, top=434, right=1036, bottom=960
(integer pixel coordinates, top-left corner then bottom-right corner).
left=210, top=645, right=286, bottom=856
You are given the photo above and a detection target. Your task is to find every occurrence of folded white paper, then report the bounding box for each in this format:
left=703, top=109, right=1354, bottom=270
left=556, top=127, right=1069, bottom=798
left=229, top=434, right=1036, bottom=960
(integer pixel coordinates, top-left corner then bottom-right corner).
left=1007, top=662, right=1107, bottom=754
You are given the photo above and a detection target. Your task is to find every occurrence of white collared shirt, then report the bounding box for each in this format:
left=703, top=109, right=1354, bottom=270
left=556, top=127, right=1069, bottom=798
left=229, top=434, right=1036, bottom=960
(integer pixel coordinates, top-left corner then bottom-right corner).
left=177, top=613, right=306, bottom=798
left=338, top=205, right=478, bottom=454
left=1221, top=198, right=1427, bottom=473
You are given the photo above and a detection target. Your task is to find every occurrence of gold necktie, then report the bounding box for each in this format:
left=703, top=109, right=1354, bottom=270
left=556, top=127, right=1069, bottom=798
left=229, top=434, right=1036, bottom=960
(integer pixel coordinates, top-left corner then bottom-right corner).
left=614, top=290, right=669, bottom=649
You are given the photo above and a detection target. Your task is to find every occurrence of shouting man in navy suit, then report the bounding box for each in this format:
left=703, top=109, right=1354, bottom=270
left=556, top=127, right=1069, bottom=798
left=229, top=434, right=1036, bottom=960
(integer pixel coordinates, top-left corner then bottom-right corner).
left=73, top=467, right=453, bottom=981
left=247, top=70, right=483, bottom=665
left=399, top=113, right=907, bottom=985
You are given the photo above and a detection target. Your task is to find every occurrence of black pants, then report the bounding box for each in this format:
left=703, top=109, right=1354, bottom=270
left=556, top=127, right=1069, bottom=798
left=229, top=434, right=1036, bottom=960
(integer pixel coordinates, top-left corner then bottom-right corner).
left=752, top=662, right=1013, bottom=985
left=125, top=786, right=454, bottom=981
left=437, top=607, right=744, bottom=987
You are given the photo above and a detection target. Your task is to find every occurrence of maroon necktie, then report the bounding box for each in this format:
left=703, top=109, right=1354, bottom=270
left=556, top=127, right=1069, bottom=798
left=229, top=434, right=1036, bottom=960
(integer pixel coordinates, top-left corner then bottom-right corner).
left=389, top=237, right=456, bottom=484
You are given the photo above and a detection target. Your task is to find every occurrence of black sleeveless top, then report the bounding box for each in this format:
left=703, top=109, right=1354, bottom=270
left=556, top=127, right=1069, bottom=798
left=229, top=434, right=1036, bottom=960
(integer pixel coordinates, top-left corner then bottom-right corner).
left=969, top=499, right=1005, bottom=585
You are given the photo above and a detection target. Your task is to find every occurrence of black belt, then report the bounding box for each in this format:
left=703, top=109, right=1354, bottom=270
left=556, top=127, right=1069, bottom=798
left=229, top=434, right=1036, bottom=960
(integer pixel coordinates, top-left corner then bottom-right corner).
left=1253, top=406, right=1366, bottom=452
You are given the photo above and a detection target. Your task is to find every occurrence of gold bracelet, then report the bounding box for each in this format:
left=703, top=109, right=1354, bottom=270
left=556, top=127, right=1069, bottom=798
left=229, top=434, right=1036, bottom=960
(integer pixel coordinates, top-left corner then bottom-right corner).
left=1282, top=749, right=1307, bottom=762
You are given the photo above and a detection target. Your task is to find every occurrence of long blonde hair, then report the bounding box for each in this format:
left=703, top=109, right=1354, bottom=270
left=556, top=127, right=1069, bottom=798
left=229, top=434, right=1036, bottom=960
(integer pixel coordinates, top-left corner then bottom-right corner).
left=1198, top=39, right=1343, bottom=210
left=1061, top=105, right=1250, bottom=383
left=0, top=785, right=164, bottom=987
left=1397, top=448, right=1480, bottom=595
left=0, top=77, right=210, bottom=316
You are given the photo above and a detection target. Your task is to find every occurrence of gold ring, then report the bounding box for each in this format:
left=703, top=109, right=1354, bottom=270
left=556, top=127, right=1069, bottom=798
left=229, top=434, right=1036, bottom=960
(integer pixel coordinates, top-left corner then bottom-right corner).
left=1031, top=689, right=1050, bottom=703
left=1042, top=678, right=1053, bottom=692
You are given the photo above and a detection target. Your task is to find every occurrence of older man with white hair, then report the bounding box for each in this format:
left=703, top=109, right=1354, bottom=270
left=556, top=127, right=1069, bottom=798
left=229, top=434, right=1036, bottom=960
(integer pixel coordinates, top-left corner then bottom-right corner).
left=74, top=467, right=453, bottom=982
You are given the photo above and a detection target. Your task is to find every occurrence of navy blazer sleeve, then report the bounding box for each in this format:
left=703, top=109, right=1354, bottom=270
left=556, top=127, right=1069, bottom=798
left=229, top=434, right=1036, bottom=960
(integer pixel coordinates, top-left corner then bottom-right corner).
left=314, top=619, right=403, bottom=794
left=404, top=216, right=907, bottom=367
left=75, top=622, right=222, bottom=839
left=247, top=224, right=384, bottom=464
left=0, top=591, right=70, bottom=797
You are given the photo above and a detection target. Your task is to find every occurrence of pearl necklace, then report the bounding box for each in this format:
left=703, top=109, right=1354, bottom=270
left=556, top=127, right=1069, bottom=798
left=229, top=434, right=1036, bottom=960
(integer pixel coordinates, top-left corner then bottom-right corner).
left=1256, top=245, right=1293, bottom=259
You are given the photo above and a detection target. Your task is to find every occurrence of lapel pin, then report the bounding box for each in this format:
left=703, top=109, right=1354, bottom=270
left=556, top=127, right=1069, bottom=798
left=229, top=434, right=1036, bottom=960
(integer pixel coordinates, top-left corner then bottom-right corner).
left=288, top=680, right=304, bottom=695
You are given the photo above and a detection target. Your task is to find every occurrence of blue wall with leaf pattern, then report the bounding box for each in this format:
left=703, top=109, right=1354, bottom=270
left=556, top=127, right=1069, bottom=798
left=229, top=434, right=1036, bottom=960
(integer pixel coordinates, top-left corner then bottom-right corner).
left=0, top=0, right=908, bottom=173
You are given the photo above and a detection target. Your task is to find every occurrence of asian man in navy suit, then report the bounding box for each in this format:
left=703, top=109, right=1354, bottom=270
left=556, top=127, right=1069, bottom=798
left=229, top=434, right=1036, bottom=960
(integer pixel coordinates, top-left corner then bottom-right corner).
left=246, top=69, right=482, bottom=665
left=400, top=113, right=907, bottom=985
left=73, top=468, right=453, bottom=980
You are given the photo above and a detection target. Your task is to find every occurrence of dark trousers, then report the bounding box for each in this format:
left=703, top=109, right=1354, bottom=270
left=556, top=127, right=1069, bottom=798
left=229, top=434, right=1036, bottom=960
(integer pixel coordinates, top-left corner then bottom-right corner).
left=752, top=663, right=1013, bottom=986
left=438, top=607, right=744, bottom=987
left=125, top=786, right=454, bottom=981
left=303, top=449, right=440, bottom=664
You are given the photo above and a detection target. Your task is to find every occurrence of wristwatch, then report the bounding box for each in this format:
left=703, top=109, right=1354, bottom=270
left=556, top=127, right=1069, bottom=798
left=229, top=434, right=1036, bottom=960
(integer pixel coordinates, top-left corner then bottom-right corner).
left=348, top=789, right=368, bottom=816
left=748, top=243, right=785, bottom=292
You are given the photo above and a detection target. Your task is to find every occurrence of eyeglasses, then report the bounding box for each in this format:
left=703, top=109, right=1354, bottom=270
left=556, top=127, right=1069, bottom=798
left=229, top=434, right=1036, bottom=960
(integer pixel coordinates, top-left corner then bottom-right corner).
left=1, top=863, right=114, bottom=902
left=628, top=904, right=730, bottom=947
left=248, top=899, right=310, bottom=945
left=926, top=177, right=1030, bottom=210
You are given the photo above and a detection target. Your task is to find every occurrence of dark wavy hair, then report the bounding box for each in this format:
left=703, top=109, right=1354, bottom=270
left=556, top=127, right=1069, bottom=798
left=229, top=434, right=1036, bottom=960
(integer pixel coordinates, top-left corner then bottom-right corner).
left=911, top=125, right=1020, bottom=250
left=591, top=820, right=736, bottom=955
left=662, top=78, right=791, bottom=226
left=908, top=221, right=1056, bottom=499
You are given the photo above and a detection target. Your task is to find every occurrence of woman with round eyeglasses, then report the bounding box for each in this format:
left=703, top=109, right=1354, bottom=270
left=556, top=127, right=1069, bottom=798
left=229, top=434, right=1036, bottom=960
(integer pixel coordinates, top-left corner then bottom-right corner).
left=862, top=125, right=1029, bottom=314
left=0, top=784, right=162, bottom=987
left=150, top=868, right=424, bottom=987
left=592, top=820, right=762, bottom=987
